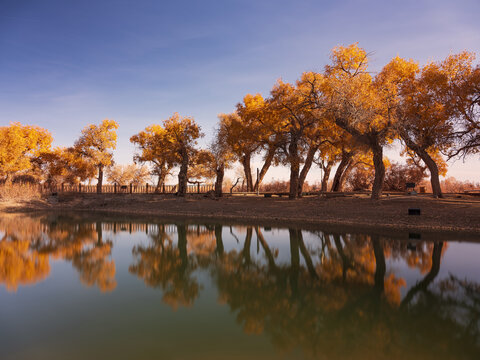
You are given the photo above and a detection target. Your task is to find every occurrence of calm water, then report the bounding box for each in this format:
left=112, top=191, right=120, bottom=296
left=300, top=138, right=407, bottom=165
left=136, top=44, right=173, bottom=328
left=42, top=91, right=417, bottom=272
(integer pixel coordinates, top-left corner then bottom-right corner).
left=1, top=213, right=480, bottom=359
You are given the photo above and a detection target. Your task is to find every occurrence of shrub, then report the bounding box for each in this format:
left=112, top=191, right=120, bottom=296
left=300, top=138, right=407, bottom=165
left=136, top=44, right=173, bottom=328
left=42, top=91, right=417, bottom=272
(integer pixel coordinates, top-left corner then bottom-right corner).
left=0, top=183, right=42, bottom=201
left=345, top=167, right=374, bottom=191
left=441, top=177, right=480, bottom=193
left=383, top=163, right=427, bottom=191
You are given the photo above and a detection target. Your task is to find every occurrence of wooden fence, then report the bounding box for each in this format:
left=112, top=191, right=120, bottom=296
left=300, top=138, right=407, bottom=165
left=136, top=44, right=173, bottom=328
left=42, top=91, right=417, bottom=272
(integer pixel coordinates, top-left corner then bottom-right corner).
left=48, top=183, right=215, bottom=194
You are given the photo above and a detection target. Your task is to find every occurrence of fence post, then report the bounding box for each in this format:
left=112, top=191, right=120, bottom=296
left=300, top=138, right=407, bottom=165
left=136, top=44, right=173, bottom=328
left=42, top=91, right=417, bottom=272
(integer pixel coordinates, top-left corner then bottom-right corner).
left=197, top=183, right=200, bottom=193
left=61, top=183, right=64, bottom=193
left=114, top=183, right=117, bottom=194
left=146, top=183, right=149, bottom=193
left=130, top=183, right=133, bottom=194
left=163, top=184, right=165, bottom=194
left=79, top=183, right=82, bottom=193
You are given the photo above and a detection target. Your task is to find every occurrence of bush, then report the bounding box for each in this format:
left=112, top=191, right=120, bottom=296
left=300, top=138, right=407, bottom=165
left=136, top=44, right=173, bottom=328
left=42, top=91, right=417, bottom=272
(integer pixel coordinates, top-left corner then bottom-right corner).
left=384, top=163, right=427, bottom=191
left=12, top=174, right=40, bottom=185
left=257, top=180, right=321, bottom=193
left=0, top=183, right=42, bottom=201
left=345, top=167, right=374, bottom=191
left=441, top=177, right=480, bottom=193
left=259, top=180, right=289, bottom=192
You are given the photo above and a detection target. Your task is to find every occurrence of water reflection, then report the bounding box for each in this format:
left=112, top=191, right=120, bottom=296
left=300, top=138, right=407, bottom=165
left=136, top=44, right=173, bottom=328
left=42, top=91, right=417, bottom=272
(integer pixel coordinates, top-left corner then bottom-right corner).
left=0, top=214, right=116, bottom=292
left=0, top=214, right=479, bottom=358
left=130, top=221, right=480, bottom=357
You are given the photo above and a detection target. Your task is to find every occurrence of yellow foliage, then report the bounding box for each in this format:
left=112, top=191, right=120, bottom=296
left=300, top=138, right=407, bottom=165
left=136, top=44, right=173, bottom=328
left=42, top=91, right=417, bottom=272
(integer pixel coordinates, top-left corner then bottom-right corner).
left=0, top=122, right=52, bottom=180
left=0, top=239, right=50, bottom=291
left=40, top=147, right=96, bottom=185
left=74, top=119, right=119, bottom=169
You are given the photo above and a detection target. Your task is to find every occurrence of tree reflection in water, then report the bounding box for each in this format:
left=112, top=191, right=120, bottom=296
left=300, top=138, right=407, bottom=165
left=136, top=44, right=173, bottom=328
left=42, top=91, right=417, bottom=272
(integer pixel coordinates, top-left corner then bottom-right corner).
left=129, top=224, right=202, bottom=309
left=1, top=215, right=479, bottom=358
left=130, top=223, right=480, bottom=358
left=0, top=214, right=116, bottom=292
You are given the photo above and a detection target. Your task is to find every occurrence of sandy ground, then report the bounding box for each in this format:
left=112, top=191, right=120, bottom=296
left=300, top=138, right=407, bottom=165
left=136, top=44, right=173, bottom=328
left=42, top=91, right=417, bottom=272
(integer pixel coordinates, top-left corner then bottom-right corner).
left=1, top=192, right=480, bottom=234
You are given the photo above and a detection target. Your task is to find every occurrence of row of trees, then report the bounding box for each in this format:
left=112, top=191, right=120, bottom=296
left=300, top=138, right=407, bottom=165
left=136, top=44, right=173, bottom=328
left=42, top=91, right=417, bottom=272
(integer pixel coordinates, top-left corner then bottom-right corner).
left=1, top=44, right=479, bottom=198
left=209, top=45, right=480, bottom=199
left=128, top=44, right=480, bottom=199
left=0, top=119, right=119, bottom=193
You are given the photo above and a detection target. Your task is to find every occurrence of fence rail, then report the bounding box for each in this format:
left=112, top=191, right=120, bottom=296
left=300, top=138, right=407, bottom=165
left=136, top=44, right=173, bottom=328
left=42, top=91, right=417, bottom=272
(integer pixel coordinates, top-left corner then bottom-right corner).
left=47, top=183, right=215, bottom=194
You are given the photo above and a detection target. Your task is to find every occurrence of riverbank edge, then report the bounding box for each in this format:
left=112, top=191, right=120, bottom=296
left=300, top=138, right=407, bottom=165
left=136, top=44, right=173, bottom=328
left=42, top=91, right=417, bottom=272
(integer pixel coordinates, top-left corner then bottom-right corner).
left=2, top=196, right=480, bottom=240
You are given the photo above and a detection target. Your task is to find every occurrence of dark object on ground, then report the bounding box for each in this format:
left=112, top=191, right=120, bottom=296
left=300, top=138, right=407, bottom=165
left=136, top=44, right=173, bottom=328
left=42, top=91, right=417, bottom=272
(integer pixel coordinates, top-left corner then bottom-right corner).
left=408, top=208, right=421, bottom=215
left=408, top=233, right=421, bottom=240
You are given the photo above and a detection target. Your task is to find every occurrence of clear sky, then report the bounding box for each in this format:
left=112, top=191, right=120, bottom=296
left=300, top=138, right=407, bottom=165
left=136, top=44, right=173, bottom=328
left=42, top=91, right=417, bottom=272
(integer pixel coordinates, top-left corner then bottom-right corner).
left=1, top=0, right=479, bottom=182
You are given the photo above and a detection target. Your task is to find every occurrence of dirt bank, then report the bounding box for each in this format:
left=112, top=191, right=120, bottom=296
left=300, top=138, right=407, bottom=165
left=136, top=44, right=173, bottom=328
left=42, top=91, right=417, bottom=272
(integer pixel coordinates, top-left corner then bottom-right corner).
left=2, top=192, right=480, bottom=234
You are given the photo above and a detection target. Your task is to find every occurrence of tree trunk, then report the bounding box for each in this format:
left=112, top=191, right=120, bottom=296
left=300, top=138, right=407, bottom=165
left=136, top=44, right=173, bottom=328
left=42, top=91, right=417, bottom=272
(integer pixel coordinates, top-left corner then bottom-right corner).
left=177, top=224, right=188, bottom=273
left=242, top=227, right=252, bottom=266
left=372, top=236, right=386, bottom=293
left=97, top=165, right=104, bottom=193
left=371, top=235, right=386, bottom=310
left=288, top=137, right=300, bottom=199
left=371, top=141, right=385, bottom=200
left=155, top=165, right=167, bottom=192
left=297, top=230, right=318, bottom=279
left=321, top=160, right=334, bottom=192
left=241, top=153, right=253, bottom=192
left=416, top=148, right=443, bottom=198
left=214, top=224, right=224, bottom=257
left=333, top=234, right=350, bottom=282
left=289, top=228, right=300, bottom=296
left=400, top=134, right=443, bottom=198
left=255, top=227, right=277, bottom=271
left=339, top=159, right=355, bottom=190
left=214, top=164, right=225, bottom=197
left=177, top=149, right=189, bottom=196
left=156, top=174, right=165, bottom=193
left=297, top=145, right=318, bottom=197
left=96, top=221, right=103, bottom=245
left=331, top=151, right=353, bottom=192
left=401, top=241, right=444, bottom=308
left=254, top=147, right=276, bottom=191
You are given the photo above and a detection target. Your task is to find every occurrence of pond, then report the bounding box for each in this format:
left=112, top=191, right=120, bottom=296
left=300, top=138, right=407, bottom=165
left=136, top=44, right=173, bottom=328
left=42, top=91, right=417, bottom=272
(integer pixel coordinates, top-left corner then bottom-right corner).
left=1, top=213, right=479, bottom=359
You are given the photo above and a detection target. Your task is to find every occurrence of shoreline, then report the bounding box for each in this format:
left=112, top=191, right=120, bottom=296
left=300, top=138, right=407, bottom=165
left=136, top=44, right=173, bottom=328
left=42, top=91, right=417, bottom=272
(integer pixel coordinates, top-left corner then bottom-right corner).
left=2, top=193, right=480, bottom=237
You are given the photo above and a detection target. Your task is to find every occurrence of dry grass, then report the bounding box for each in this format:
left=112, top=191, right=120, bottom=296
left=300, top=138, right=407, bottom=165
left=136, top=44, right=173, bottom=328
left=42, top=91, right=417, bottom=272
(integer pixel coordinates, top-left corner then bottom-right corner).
left=0, top=183, right=42, bottom=202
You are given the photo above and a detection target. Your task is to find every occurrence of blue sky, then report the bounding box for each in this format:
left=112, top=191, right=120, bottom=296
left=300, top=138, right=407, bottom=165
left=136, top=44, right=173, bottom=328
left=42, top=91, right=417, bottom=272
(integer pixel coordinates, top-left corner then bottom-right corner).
left=1, top=0, right=479, bottom=182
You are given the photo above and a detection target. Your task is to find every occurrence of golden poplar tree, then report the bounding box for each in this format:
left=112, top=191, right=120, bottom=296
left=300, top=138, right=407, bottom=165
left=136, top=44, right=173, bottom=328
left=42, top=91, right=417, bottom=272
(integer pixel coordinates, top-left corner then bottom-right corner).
left=73, top=119, right=119, bottom=193
left=162, top=113, right=203, bottom=196
left=0, top=122, right=52, bottom=182
left=304, top=44, right=396, bottom=199
left=132, top=114, right=202, bottom=196
left=130, top=124, right=175, bottom=191
left=391, top=52, right=475, bottom=197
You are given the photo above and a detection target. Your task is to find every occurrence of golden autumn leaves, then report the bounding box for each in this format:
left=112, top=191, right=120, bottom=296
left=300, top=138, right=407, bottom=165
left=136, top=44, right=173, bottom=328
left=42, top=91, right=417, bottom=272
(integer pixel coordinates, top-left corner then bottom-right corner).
left=0, top=122, right=52, bottom=182
left=130, top=113, right=205, bottom=196
left=0, top=215, right=116, bottom=292
left=0, top=119, right=118, bottom=192
left=1, top=43, right=479, bottom=198
left=219, top=44, right=480, bottom=199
